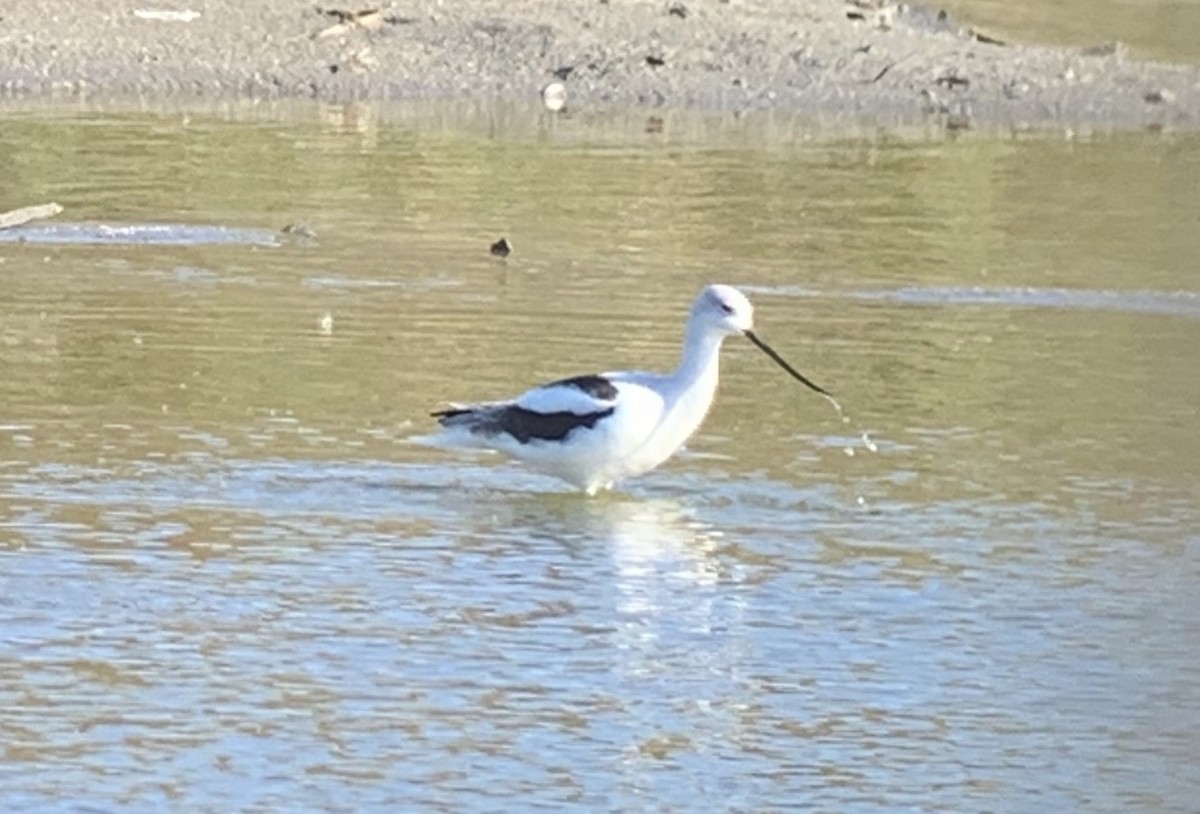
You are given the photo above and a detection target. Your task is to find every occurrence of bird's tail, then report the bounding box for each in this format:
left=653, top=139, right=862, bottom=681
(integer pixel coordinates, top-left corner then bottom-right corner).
left=431, top=402, right=502, bottom=427
left=424, top=402, right=510, bottom=448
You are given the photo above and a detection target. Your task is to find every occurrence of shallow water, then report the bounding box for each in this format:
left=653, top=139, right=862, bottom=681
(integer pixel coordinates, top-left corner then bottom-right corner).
left=946, top=0, right=1200, bottom=63
left=1, top=102, right=1198, bottom=813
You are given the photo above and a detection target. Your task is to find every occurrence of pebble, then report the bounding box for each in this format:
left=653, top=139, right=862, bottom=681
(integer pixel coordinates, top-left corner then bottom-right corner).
left=541, top=81, right=567, bottom=111
left=1144, top=88, right=1175, bottom=104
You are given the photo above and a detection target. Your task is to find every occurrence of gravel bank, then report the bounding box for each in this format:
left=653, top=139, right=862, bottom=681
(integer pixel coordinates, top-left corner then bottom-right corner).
left=1, top=0, right=1197, bottom=130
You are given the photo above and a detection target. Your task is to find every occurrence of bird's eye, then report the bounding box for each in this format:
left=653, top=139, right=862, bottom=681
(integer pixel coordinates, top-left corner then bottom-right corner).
left=718, top=301, right=734, bottom=315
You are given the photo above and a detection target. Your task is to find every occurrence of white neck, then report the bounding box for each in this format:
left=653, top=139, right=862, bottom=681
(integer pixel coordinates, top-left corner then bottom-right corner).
left=670, top=322, right=726, bottom=392
left=614, top=321, right=729, bottom=480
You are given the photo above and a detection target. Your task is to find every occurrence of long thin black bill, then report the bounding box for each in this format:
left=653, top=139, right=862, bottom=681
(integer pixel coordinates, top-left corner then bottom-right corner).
left=744, top=330, right=834, bottom=399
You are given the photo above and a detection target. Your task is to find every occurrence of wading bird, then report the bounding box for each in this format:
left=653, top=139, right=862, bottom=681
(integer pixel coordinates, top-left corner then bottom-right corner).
left=431, top=284, right=835, bottom=494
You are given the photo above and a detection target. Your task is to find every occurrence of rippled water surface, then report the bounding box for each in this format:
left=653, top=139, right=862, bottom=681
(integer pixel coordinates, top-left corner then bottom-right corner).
left=1, top=103, right=1198, bottom=813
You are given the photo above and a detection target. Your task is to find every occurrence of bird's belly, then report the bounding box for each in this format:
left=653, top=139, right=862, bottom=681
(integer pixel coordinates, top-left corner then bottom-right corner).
left=483, top=378, right=713, bottom=491
left=494, top=409, right=645, bottom=488
left=526, top=393, right=668, bottom=486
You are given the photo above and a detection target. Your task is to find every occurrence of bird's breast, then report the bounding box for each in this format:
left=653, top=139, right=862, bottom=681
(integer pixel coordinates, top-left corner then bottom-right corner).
left=620, top=373, right=719, bottom=476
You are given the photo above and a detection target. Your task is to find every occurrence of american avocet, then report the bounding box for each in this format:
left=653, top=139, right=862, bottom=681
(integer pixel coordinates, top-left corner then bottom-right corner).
left=431, top=284, right=835, bottom=494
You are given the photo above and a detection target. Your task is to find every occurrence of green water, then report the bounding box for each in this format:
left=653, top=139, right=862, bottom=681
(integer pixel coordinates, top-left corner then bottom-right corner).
left=1, top=102, right=1197, bottom=812
left=946, top=0, right=1200, bottom=63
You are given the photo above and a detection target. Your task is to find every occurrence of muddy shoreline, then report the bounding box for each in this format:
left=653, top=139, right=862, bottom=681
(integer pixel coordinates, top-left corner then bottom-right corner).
left=1, top=0, right=1197, bottom=130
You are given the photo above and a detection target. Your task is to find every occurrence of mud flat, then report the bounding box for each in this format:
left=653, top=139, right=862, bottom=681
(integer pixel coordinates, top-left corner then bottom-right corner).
left=1, top=0, right=1197, bottom=130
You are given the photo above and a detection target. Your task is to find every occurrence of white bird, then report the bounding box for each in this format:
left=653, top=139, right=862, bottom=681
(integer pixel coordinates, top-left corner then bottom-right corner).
left=431, top=284, right=835, bottom=494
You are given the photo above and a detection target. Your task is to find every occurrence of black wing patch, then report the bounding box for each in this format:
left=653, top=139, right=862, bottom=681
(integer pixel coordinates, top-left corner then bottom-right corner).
left=546, top=374, right=619, bottom=402
left=494, top=405, right=615, bottom=443
left=433, top=404, right=615, bottom=444
left=432, top=374, right=618, bottom=444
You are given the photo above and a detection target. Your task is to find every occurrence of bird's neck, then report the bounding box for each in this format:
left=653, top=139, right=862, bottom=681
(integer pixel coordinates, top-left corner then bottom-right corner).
left=672, top=325, right=725, bottom=389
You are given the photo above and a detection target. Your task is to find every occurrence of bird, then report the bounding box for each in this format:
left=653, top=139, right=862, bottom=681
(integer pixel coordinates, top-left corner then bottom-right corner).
left=430, top=284, right=836, bottom=495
